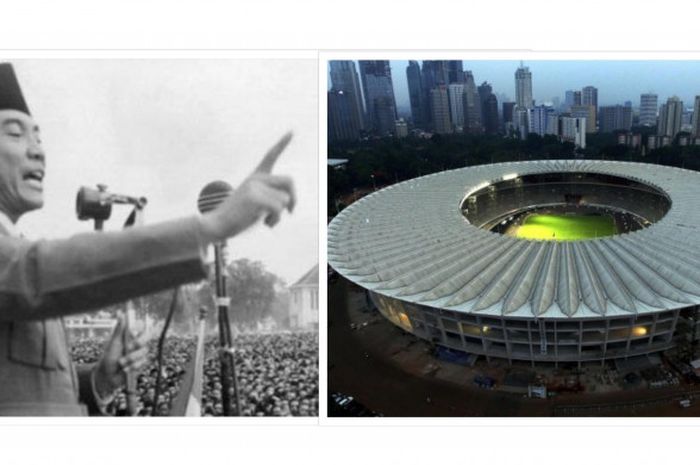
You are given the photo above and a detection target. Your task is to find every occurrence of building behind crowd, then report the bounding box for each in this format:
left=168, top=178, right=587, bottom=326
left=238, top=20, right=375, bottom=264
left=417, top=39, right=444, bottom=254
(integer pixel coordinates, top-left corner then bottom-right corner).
left=288, top=264, right=319, bottom=330
left=65, top=311, right=117, bottom=339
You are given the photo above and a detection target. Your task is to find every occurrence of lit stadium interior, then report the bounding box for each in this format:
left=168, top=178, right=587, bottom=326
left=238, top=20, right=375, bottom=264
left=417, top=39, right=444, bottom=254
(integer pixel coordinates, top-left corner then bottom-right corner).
left=463, top=171, right=671, bottom=241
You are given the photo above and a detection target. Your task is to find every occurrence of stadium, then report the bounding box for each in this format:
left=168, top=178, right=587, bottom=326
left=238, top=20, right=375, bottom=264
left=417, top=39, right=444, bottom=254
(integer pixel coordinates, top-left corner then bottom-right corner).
left=328, top=160, right=700, bottom=367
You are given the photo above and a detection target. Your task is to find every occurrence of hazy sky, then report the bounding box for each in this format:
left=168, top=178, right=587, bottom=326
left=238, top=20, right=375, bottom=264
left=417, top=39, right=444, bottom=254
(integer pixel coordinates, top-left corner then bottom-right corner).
left=332, top=60, right=700, bottom=112
left=11, top=59, right=318, bottom=284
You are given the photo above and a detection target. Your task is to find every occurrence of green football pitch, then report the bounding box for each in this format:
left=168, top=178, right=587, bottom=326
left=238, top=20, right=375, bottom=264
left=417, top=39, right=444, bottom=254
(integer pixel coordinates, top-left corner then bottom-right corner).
left=513, top=213, right=616, bottom=241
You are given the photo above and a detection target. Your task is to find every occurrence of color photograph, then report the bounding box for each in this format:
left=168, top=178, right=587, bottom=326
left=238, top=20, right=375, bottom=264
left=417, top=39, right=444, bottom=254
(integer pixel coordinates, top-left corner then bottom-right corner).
left=327, top=57, right=700, bottom=417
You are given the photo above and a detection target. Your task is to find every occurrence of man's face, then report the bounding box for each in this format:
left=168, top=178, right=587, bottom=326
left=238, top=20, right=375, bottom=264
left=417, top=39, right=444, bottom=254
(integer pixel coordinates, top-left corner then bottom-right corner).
left=0, top=109, right=45, bottom=220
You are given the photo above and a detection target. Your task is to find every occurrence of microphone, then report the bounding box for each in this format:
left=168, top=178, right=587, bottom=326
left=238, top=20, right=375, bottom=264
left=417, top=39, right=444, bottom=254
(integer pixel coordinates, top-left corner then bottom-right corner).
left=197, top=180, right=233, bottom=214
left=76, top=184, right=148, bottom=223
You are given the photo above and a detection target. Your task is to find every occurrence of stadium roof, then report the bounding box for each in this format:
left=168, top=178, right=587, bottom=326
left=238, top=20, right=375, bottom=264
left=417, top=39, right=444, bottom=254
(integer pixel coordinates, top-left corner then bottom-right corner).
left=328, top=160, right=700, bottom=319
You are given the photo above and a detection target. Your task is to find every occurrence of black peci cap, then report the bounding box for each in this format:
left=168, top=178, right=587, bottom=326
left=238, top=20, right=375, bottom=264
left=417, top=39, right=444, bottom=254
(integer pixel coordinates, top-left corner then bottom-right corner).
left=0, top=63, right=30, bottom=115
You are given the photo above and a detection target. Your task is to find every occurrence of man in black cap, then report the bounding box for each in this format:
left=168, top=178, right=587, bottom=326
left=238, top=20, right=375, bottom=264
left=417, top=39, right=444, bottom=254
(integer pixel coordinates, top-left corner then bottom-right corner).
left=0, top=63, right=296, bottom=415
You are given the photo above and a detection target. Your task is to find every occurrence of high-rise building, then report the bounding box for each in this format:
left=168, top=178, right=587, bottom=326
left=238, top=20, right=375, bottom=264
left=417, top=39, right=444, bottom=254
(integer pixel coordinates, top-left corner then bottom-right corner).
left=462, top=71, right=482, bottom=134
left=430, top=85, right=452, bottom=134
left=515, top=64, right=533, bottom=110
left=658, top=97, right=683, bottom=138
left=582, top=86, right=598, bottom=130
left=329, top=61, right=365, bottom=131
left=447, top=61, right=465, bottom=83
left=599, top=105, right=632, bottom=133
left=560, top=116, right=586, bottom=148
left=529, top=105, right=557, bottom=137
left=374, top=97, right=398, bottom=136
left=328, top=89, right=361, bottom=142
left=564, top=90, right=575, bottom=109
left=358, top=60, right=397, bottom=133
left=422, top=61, right=449, bottom=87
left=478, top=82, right=499, bottom=134
left=395, top=119, right=409, bottom=138
left=502, top=101, right=515, bottom=129
left=564, top=90, right=582, bottom=110
left=483, top=94, right=500, bottom=135
left=692, top=96, right=700, bottom=138
left=639, top=93, right=658, bottom=127
left=570, top=105, right=596, bottom=133
left=406, top=61, right=426, bottom=128
left=419, top=61, right=449, bottom=129
left=447, top=83, right=465, bottom=132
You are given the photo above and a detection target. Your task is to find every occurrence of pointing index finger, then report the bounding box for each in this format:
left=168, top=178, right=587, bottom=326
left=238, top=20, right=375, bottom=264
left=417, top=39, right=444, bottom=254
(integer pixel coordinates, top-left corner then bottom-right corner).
left=254, top=131, right=293, bottom=174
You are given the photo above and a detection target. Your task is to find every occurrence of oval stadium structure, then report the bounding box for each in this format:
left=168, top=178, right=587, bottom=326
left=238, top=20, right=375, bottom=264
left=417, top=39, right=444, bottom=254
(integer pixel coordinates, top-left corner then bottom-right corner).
left=328, top=160, right=700, bottom=367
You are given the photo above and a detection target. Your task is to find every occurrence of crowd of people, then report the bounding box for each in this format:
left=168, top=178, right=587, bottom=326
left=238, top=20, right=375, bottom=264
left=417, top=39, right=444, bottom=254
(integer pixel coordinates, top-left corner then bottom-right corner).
left=69, top=331, right=319, bottom=417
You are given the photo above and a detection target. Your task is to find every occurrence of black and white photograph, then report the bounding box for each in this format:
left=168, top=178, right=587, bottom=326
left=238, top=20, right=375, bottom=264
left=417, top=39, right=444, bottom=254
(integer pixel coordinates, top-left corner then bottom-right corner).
left=0, top=58, right=318, bottom=417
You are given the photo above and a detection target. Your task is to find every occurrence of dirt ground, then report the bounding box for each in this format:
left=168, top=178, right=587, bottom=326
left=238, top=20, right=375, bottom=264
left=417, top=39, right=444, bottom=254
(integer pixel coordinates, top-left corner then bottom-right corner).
left=328, top=278, right=700, bottom=417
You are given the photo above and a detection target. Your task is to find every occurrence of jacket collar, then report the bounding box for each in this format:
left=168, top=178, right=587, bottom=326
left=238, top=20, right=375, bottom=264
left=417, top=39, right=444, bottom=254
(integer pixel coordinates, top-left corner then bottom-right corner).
left=0, top=210, right=19, bottom=237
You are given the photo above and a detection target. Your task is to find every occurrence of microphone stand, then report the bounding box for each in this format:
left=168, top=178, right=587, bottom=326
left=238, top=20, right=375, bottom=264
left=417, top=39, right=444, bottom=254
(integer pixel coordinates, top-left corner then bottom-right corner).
left=91, top=203, right=145, bottom=416
left=213, top=241, right=241, bottom=416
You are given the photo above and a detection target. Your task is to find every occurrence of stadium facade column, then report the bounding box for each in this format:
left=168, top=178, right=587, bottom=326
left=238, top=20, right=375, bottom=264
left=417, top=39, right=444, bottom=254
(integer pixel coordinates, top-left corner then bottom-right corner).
left=437, top=313, right=447, bottom=348
left=602, top=319, right=610, bottom=367
left=502, top=317, right=513, bottom=366
left=457, top=317, right=467, bottom=351
left=625, top=316, right=635, bottom=359
left=477, top=316, right=491, bottom=364
left=578, top=321, right=584, bottom=370
left=553, top=320, right=559, bottom=369
left=527, top=320, right=535, bottom=367
left=648, top=313, right=659, bottom=349
left=669, top=310, right=681, bottom=347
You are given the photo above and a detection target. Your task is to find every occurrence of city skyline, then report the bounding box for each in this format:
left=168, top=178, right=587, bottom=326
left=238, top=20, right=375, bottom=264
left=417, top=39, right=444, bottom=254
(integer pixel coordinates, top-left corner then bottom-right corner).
left=329, top=60, right=700, bottom=113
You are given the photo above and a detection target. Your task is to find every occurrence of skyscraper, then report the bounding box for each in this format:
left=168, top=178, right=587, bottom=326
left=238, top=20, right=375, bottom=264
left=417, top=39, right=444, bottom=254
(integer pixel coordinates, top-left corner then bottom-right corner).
left=529, top=105, right=557, bottom=137
left=462, top=71, right=482, bottom=134
left=639, top=93, right=658, bottom=127
left=692, top=96, right=700, bottom=138
left=483, top=94, right=499, bottom=135
left=658, top=97, right=683, bottom=138
left=328, top=89, right=361, bottom=142
left=502, top=101, right=515, bottom=130
left=329, top=61, right=365, bottom=131
left=447, top=61, right=465, bottom=84
left=570, top=105, right=596, bottom=133
left=374, top=97, right=398, bottom=136
left=515, top=64, right=533, bottom=110
left=477, top=82, right=499, bottom=135
left=358, top=60, right=397, bottom=133
left=582, top=86, right=598, bottom=131
left=560, top=116, right=586, bottom=148
left=430, top=85, right=452, bottom=134
left=406, top=61, right=426, bottom=128
left=447, top=83, right=465, bottom=132
left=599, top=105, right=632, bottom=133
left=564, top=91, right=580, bottom=110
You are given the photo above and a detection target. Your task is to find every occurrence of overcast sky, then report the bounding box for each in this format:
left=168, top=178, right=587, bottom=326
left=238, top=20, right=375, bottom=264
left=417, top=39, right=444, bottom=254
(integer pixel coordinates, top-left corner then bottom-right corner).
left=331, top=60, right=700, bottom=112
left=11, top=59, right=317, bottom=285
